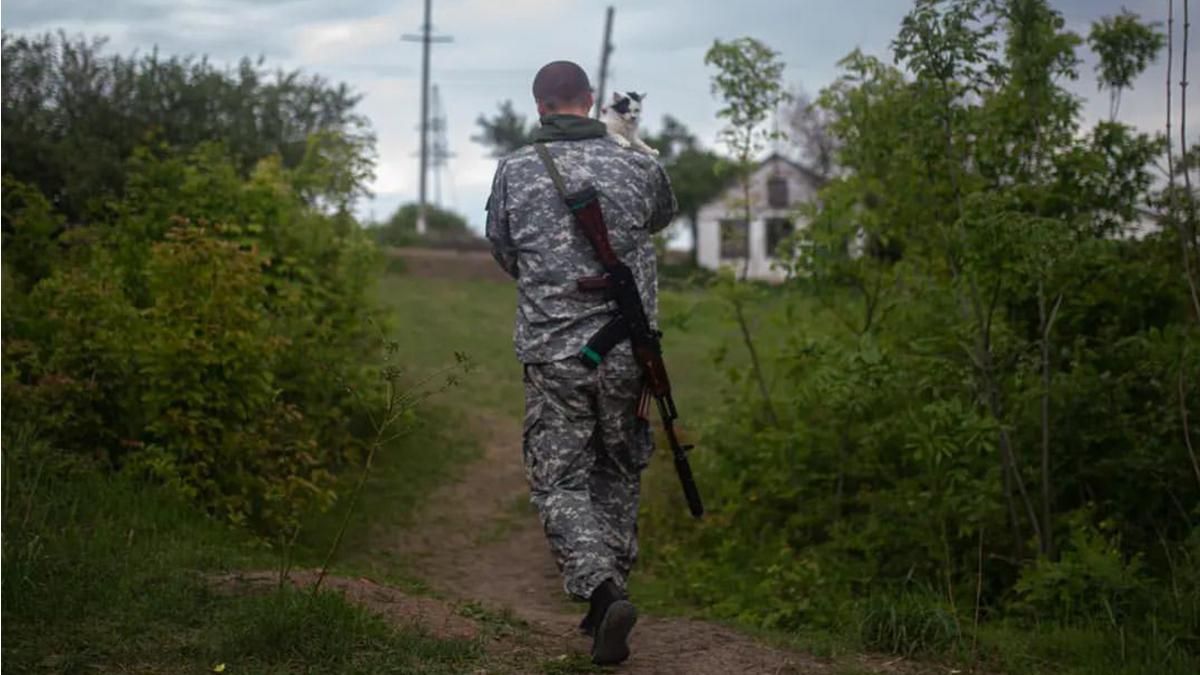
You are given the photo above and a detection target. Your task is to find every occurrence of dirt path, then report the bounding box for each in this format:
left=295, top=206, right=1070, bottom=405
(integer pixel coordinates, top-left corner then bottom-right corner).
left=370, top=410, right=827, bottom=674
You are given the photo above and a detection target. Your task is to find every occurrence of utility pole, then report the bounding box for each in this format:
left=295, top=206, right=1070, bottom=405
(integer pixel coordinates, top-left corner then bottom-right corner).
left=593, top=6, right=614, bottom=119
left=402, top=0, right=452, bottom=235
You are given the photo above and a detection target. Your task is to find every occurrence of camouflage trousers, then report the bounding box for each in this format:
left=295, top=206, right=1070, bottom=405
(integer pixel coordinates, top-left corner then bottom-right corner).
left=522, top=352, right=654, bottom=600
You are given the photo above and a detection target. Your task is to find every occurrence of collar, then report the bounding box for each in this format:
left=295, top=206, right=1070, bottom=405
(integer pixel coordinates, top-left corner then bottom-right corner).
left=530, top=114, right=608, bottom=143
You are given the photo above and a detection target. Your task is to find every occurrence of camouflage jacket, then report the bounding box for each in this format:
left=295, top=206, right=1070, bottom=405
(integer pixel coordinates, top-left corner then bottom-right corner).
left=486, top=118, right=677, bottom=364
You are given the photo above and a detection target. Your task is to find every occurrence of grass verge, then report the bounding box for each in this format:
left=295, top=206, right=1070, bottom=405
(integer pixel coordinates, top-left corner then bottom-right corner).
left=1, top=433, right=485, bottom=674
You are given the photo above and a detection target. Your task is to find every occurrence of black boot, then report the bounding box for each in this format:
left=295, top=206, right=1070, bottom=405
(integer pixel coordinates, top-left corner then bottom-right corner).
left=586, top=579, right=638, bottom=665
left=578, top=579, right=620, bottom=636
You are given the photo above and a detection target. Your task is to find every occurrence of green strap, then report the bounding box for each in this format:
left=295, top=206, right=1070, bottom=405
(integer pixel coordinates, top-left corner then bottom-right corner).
left=579, top=346, right=604, bottom=366
left=533, top=142, right=571, bottom=202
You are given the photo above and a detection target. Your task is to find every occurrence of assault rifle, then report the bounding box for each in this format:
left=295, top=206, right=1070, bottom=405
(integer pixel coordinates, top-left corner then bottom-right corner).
left=533, top=143, right=704, bottom=519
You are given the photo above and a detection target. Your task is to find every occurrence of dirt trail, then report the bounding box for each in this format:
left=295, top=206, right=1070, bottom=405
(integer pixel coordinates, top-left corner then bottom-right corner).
left=302, top=251, right=911, bottom=672
left=373, top=410, right=825, bottom=674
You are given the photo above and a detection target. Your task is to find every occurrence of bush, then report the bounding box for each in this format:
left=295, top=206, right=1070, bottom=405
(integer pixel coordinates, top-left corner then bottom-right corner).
left=1, top=142, right=383, bottom=533
left=371, top=202, right=483, bottom=248
left=641, top=4, right=1200, bottom=670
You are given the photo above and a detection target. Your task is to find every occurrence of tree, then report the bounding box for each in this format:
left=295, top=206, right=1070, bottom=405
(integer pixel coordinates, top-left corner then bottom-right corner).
left=644, top=116, right=725, bottom=266
left=785, top=89, right=839, bottom=184
left=0, top=31, right=374, bottom=222
left=705, top=36, right=791, bottom=426
left=471, top=100, right=535, bottom=158
left=1088, top=9, right=1166, bottom=120
left=705, top=37, right=792, bottom=278
left=372, top=202, right=476, bottom=247
left=644, top=115, right=698, bottom=162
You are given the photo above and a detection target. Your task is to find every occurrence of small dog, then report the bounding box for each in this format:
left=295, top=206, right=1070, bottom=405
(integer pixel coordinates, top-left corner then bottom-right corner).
left=602, top=92, right=659, bottom=156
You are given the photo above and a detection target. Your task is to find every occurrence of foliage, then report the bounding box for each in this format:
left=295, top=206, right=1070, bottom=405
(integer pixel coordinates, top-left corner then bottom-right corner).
left=472, top=99, right=536, bottom=158
left=644, top=2, right=1200, bottom=672
left=644, top=116, right=726, bottom=266
left=0, top=31, right=374, bottom=222
left=2, top=142, right=383, bottom=533
left=704, top=36, right=792, bottom=426
left=704, top=37, right=792, bottom=164
left=1088, top=10, right=1166, bottom=120
left=784, top=89, right=839, bottom=184
left=371, top=202, right=480, bottom=248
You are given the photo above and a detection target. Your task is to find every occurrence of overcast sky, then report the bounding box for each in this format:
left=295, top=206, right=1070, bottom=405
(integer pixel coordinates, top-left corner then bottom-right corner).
left=3, top=0, right=1196, bottom=230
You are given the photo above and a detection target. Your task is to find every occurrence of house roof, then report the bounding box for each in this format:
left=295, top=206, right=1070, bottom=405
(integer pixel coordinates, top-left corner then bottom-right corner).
left=699, top=152, right=826, bottom=210
left=759, top=152, right=825, bottom=187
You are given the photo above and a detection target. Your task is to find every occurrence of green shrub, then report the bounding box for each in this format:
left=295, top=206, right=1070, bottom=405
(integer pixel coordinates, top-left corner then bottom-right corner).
left=1, top=142, right=384, bottom=533
left=371, top=202, right=483, bottom=248
left=1014, top=518, right=1147, bottom=624
left=641, top=4, right=1199, bottom=669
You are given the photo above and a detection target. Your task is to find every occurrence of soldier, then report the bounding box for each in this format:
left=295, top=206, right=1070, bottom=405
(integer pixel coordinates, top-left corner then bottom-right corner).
left=485, top=60, right=677, bottom=665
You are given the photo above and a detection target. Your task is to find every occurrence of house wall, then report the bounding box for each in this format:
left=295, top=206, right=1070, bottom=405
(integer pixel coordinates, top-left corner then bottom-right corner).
left=695, top=157, right=819, bottom=281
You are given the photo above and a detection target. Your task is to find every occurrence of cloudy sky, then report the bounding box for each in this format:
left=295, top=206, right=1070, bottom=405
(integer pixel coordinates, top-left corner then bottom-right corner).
left=3, top=0, right=1195, bottom=230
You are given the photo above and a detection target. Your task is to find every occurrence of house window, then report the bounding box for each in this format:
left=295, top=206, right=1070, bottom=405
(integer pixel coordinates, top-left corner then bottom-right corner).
left=766, top=218, right=793, bottom=257
left=719, top=219, right=748, bottom=259
left=767, top=175, right=789, bottom=209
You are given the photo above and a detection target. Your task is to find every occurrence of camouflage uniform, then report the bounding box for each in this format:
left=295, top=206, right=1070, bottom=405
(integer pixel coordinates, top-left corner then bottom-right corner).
left=486, top=115, right=677, bottom=599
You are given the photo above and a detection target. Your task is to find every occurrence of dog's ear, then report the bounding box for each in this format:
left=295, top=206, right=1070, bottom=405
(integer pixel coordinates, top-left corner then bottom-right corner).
left=639, top=92, right=647, bottom=101
left=612, top=91, right=622, bottom=103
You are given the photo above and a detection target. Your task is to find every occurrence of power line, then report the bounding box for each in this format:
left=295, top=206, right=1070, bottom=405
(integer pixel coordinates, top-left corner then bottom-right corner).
left=402, top=0, right=452, bottom=235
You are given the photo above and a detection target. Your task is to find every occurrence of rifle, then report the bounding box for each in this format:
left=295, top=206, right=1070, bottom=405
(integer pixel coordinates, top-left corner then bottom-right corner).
left=533, top=143, right=704, bottom=519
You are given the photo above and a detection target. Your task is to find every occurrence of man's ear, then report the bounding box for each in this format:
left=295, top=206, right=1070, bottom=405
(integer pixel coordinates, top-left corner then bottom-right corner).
left=536, top=100, right=549, bottom=117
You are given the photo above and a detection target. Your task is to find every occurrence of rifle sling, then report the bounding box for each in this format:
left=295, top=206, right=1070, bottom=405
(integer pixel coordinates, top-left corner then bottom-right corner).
left=533, top=142, right=630, bottom=368
left=533, top=142, right=572, bottom=204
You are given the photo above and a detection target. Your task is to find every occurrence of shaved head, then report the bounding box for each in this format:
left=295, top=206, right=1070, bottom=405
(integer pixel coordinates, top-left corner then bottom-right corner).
left=532, top=61, right=593, bottom=114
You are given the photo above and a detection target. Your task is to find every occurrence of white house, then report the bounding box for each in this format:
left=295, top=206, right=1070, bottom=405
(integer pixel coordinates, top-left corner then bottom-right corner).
left=695, top=154, right=823, bottom=281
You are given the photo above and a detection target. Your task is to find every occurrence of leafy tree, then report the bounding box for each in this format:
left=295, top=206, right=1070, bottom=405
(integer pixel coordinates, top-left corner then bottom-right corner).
left=785, top=89, right=839, bottom=184
left=372, top=202, right=476, bottom=247
left=705, top=36, right=792, bottom=190
left=704, top=36, right=791, bottom=425
left=648, top=3, right=1199, bottom=669
left=0, top=31, right=374, bottom=222
left=644, top=115, right=698, bottom=162
left=2, top=143, right=385, bottom=533
left=471, top=100, right=535, bottom=158
left=644, top=116, right=725, bottom=266
left=1088, top=9, right=1166, bottom=120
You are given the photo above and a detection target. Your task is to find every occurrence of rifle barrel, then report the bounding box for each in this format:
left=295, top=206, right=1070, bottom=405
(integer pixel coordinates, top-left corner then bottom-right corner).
left=661, top=412, right=704, bottom=518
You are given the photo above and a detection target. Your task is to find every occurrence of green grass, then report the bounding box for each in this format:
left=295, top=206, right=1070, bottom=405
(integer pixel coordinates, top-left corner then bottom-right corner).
left=1, top=433, right=486, bottom=674
left=972, top=621, right=1200, bottom=675
left=292, top=402, right=481, bottom=585
left=377, top=272, right=524, bottom=418
left=375, top=270, right=795, bottom=423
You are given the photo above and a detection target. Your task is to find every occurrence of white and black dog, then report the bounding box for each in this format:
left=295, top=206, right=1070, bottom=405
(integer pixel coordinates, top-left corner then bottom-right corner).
left=601, top=91, right=659, bottom=156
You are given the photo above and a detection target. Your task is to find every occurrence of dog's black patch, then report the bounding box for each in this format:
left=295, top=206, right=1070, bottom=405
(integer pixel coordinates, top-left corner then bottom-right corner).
left=627, top=91, right=642, bottom=102
left=611, top=97, right=631, bottom=114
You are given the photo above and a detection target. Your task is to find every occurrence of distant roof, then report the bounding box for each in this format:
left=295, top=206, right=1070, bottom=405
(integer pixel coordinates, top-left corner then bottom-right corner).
left=699, top=152, right=826, bottom=209
left=759, top=152, right=825, bottom=186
